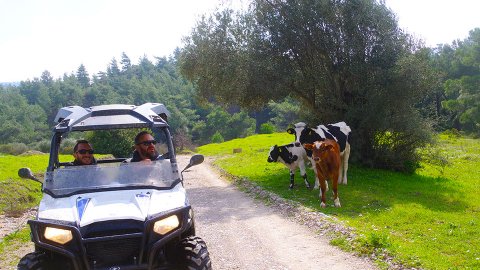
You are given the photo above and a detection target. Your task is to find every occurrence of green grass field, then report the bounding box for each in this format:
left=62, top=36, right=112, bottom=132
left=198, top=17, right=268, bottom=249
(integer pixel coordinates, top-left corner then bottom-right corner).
left=1, top=134, right=478, bottom=269
left=197, top=133, right=480, bottom=269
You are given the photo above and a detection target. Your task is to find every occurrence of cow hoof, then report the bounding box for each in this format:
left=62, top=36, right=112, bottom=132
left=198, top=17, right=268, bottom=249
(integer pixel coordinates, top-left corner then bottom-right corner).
left=334, top=198, right=341, bottom=207
left=320, top=202, right=326, bottom=208
left=289, top=184, right=294, bottom=189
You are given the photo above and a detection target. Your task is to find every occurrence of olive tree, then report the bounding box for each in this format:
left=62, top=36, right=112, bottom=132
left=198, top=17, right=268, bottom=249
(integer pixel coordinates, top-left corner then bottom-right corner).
left=180, top=0, right=436, bottom=171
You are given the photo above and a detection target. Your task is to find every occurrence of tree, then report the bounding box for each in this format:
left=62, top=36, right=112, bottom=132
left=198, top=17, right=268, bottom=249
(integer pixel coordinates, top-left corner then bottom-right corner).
left=180, top=0, right=435, bottom=171
left=440, top=28, right=480, bottom=134
left=76, top=64, right=90, bottom=88
left=120, top=52, right=132, bottom=72
left=107, top=58, right=121, bottom=77
left=40, top=70, right=53, bottom=86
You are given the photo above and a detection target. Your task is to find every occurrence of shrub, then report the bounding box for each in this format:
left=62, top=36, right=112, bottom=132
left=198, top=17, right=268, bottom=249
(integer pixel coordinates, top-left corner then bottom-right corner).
left=211, top=131, right=224, bottom=143
left=59, top=138, right=77, bottom=154
left=259, top=122, right=276, bottom=134
left=441, top=128, right=461, bottom=139
left=0, top=143, right=29, bottom=155
left=32, top=140, right=50, bottom=153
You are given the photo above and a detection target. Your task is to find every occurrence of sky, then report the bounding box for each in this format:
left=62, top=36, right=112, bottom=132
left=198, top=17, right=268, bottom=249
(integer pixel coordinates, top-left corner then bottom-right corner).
left=0, top=0, right=479, bottom=83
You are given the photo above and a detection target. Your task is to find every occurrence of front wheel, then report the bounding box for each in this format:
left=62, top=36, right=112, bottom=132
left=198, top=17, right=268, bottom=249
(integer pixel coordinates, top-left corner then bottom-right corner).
left=18, top=251, right=72, bottom=270
left=17, top=251, right=48, bottom=270
left=174, top=236, right=212, bottom=270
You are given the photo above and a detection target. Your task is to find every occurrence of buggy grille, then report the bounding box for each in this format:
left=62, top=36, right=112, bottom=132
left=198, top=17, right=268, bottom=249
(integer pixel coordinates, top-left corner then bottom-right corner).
left=81, top=220, right=145, bottom=266
left=86, top=236, right=142, bottom=266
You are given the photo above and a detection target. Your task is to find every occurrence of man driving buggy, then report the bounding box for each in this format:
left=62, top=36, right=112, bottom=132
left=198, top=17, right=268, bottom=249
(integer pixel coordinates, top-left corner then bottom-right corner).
left=130, top=131, right=161, bottom=162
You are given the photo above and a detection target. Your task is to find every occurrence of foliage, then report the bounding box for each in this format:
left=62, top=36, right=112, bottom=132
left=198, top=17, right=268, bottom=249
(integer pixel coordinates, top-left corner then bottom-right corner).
left=191, top=105, right=256, bottom=144
left=0, top=143, right=29, bottom=155
left=432, top=28, right=480, bottom=134
left=259, top=122, right=275, bottom=134
left=86, top=129, right=141, bottom=157
left=0, top=53, right=262, bottom=151
left=0, top=90, right=49, bottom=144
left=197, top=133, right=480, bottom=269
left=267, top=97, right=304, bottom=130
left=180, top=0, right=436, bottom=171
left=210, top=131, right=224, bottom=143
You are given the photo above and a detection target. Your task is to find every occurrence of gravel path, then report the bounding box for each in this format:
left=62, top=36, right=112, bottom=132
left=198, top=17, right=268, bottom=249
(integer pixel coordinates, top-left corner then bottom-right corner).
left=181, top=155, right=378, bottom=270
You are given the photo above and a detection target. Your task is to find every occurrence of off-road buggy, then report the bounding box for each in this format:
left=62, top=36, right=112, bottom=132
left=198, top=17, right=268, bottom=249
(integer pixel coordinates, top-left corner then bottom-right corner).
left=17, top=103, right=212, bottom=270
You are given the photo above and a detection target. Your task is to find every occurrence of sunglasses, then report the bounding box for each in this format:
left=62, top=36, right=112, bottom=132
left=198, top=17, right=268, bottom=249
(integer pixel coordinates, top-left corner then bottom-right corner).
left=77, top=149, right=94, bottom=154
left=137, top=140, right=157, bottom=146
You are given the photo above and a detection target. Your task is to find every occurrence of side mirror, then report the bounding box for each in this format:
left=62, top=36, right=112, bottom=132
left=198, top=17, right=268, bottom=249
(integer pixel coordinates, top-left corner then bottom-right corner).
left=18, top=168, right=41, bottom=183
left=181, top=154, right=204, bottom=173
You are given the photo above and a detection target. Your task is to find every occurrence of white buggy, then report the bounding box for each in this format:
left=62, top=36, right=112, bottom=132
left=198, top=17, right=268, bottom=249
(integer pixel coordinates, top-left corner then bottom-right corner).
left=17, top=103, right=212, bottom=270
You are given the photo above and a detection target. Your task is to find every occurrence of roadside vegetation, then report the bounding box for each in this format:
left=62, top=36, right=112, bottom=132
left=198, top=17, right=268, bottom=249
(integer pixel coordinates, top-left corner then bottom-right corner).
left=196, top=132, right=480, bottom=270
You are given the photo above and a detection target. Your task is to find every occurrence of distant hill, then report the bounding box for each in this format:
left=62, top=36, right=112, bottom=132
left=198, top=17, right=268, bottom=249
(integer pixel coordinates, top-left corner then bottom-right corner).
left=0, top=82, right=20, bottom=87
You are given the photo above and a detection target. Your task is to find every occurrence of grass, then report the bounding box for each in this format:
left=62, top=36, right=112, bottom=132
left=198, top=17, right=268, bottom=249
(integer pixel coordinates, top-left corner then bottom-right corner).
left=0, top=153, right=111, bottom=216
left=0, top=227, right=32, bottom=269
left=197, top=133, right=480, bottom=269
left=0, top=154, right=46, bottom=216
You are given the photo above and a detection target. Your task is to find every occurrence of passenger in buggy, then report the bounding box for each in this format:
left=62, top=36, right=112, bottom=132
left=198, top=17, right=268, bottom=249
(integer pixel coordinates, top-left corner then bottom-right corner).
left=71, top=140, right=97, bottom=165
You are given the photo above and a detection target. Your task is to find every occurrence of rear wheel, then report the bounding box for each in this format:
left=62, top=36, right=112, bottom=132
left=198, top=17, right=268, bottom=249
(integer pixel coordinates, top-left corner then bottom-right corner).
left=174, top=236, right=212, bottom=270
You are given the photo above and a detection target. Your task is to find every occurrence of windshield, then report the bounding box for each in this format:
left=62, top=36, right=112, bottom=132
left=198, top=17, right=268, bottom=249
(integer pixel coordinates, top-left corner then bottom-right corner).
left=44, top=160, right=180, bottom=197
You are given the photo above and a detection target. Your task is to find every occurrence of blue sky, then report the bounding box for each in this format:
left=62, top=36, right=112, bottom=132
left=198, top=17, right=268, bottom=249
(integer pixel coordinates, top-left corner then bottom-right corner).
left=0, top=0, right=479, bottom=82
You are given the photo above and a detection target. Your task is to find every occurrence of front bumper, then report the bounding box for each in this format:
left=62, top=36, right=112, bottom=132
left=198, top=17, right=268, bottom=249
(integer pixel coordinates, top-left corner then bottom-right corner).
left=28, top=206, right=193, bottom=270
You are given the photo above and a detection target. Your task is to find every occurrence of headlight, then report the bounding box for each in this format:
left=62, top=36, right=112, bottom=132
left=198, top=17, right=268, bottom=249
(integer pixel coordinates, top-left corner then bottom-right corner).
left=153, top=215, right=179, bottom=235
left=44, top=227, right=73, bottom=244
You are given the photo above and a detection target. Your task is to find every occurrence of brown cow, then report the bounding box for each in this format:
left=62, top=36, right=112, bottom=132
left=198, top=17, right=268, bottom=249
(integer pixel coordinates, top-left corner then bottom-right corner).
left=303, top=139, right=341, bottom=208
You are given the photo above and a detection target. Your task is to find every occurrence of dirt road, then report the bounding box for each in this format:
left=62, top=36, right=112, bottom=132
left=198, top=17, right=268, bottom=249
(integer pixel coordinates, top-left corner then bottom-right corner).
left=179, top=155, right=377, bottom=270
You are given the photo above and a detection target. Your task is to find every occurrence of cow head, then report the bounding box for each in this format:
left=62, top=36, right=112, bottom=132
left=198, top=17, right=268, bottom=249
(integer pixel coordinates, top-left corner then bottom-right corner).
left=267, top=145, right=298, bottom=164
left=303, top=141, right=333, bottom=162
left=287, top=122, right=307, bottom=142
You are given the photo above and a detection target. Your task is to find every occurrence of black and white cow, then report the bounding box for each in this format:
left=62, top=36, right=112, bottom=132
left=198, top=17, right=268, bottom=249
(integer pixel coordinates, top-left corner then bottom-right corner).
left=267, top=143, right=311, bottom=189
left=287, top=122, right=351, bottom=187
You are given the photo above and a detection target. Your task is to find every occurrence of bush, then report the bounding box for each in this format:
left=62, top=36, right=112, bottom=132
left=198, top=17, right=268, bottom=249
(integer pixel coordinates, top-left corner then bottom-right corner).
left=32, top=140, right=51, bottom=153
left=59, top=138, right=77, bottom=155
left=211, top=131, right=224, bottom=143
left=259, top=122, right=276, bottom=134
left=441, top=128, right=461, bottom=139
left=0, top=143, right=29, bottom=155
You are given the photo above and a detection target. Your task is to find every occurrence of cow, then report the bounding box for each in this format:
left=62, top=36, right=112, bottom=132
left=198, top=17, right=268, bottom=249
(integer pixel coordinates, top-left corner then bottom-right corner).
left=304, top=139, right=341, bottom=208
left=267, top=143, right=311, bottom=189
left=287, top=121, right=351, bottom=188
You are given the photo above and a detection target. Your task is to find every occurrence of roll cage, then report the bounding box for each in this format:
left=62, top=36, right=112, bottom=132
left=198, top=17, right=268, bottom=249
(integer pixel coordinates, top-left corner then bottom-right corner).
left=47, top=103, right=174, bottom=172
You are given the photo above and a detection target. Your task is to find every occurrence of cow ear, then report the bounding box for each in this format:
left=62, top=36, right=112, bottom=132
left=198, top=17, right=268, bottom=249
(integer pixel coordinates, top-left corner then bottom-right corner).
left=303, top=143, right=314, bottom=150
left=287, top=128, right=294, bottom=134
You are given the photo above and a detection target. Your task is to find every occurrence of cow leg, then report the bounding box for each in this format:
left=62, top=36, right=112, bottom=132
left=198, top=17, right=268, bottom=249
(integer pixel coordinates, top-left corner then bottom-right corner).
left=332, top=171, right=341, bottom=207
left=309, top=158, right=320, bottom=190
left=302, top=173, right=311, bottom=189
left=299, top=162, right=311, bottom=189
left=319, top=175, right=327, bottom=208
left=340, top=144, right=350, bottom=185
left=289, top=170, right=295, bottom=189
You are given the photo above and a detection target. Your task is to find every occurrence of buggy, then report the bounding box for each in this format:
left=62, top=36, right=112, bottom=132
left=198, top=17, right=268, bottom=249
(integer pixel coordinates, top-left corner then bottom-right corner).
left=17, top=103, right=212, bottom=270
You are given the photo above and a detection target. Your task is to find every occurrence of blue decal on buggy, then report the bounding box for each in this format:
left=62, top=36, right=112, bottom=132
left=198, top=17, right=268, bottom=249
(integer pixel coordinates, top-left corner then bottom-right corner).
left=76, top=198, right=90, bottom=220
